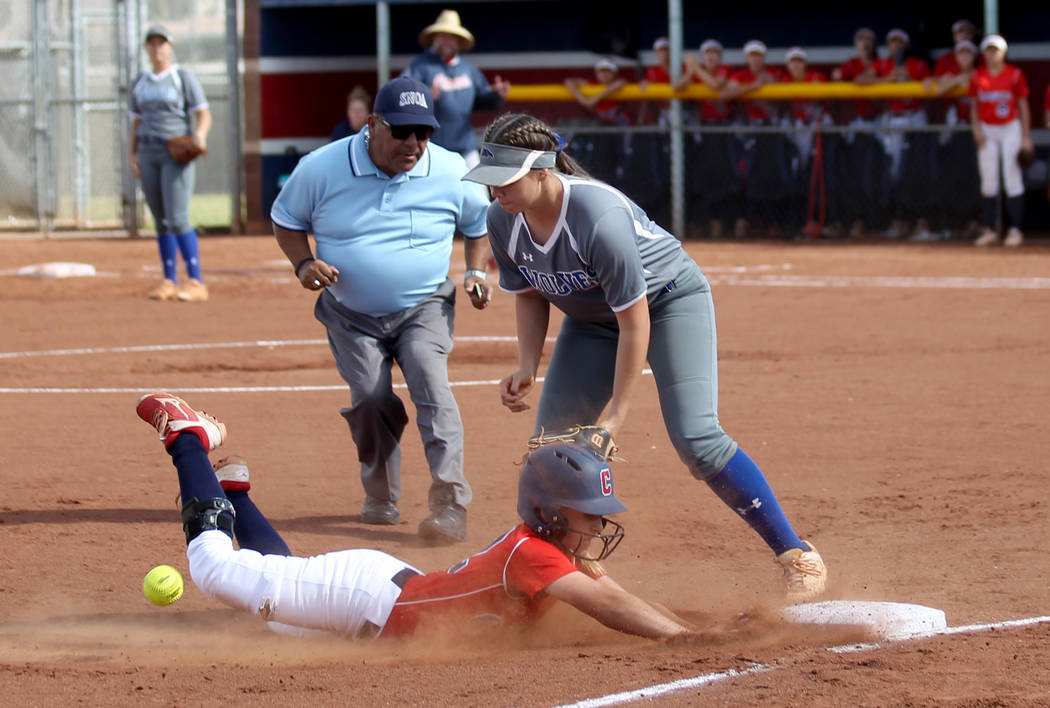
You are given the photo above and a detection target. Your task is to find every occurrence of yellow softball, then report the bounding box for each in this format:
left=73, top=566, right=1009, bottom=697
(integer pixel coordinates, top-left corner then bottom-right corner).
left=143, top=564, right=184, bottom=606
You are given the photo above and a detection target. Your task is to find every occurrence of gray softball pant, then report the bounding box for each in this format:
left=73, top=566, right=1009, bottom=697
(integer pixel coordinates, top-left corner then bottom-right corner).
left=314, top=280, right=470, bottom=511
left=534, top=261, right=738, bottom=480
left=137, top=138, right=195, bottom=234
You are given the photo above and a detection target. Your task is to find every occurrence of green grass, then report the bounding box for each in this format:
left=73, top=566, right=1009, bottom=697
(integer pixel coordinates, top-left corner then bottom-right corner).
left=47, top=193, right=233, bottom=230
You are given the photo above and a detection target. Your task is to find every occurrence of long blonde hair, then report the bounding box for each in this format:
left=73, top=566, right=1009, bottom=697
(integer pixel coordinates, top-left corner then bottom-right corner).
left=482, top=113, right=592, bottom=179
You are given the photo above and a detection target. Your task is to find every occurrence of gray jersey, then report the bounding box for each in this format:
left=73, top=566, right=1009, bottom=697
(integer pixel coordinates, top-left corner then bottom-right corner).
left=129, top=65, right=208, bottom=139
left=488, top=174, right=699, bottom=323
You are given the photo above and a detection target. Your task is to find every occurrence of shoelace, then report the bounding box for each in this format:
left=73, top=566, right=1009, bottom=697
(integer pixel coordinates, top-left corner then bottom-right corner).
left=150, top=409, right=170, bottom=439
left=783, top=554, right=823, bottom=588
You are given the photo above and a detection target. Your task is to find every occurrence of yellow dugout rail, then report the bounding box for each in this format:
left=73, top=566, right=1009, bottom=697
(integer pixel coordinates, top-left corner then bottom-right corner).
left=505, top=82, right=967, bottom=102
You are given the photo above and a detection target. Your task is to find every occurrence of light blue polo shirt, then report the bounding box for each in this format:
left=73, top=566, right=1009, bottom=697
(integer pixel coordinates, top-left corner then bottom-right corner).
left=271, top=127, right=490, bottom=317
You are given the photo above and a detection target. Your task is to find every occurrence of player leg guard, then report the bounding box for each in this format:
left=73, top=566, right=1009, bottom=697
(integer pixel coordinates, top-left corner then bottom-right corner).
left=174, top=230, right=202, bottom=280
left=157, top=233, right=179, bottom=281
left=706, top=448, right=805, bottom=556
left=181, top=496, right=236, bottom=544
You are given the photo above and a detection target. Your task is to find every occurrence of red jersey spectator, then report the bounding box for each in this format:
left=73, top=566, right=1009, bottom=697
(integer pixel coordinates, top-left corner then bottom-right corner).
left=970, top=34, right=1032, bottom=247
left=927, top=40, right=978, bottom=124
left=872, top=30, right=932, bottom=239
left=784, top=47, right=829, bottom=237
left=873, top=29, right=931, bottom=115
left=644, top=36, right=671, bottom=85
left=684, top=39, right=734, bottom=123
left=933, top=19, right=977, bottom=76
left=721, top=40, right=785, bottom=124
left=784, top=46, right=827, bottom=123
left=722, top=40, right=789, bottom=238
left=565, top=58, right=630, bottom=125
left=640, top=37, right=676, bottom=123
left=834, top=27, right=880, bottom=123
left=680, top=39, right=738, bottom=239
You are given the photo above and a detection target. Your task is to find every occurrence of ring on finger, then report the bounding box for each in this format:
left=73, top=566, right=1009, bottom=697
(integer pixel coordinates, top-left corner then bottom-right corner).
left=313, top=279, right=321, bottom=287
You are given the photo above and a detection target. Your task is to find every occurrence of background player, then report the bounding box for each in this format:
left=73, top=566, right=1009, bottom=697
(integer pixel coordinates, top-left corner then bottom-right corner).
left=135, top=393, right=692, bottom=640
left=463, top=114, right=827, bottom=603
left=128, top=25, right=212, bottom=302
left=970, top=34, right=1033, bottom=247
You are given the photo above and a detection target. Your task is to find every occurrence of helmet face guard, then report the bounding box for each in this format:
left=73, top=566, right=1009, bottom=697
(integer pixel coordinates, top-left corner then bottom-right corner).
left=554, top=515, right=624, bottom=561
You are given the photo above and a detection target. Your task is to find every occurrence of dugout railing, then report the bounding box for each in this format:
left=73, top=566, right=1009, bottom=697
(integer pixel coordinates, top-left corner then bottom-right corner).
left=505, top=82, right=1050, bottom=241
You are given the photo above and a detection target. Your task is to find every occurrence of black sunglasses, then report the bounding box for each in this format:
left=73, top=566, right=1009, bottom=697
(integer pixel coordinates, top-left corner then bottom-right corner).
left=379, top=117, right=433, bottom=142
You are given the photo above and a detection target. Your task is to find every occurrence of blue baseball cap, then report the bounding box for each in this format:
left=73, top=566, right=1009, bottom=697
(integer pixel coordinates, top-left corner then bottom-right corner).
left=372, top=76, right=440, bottom=129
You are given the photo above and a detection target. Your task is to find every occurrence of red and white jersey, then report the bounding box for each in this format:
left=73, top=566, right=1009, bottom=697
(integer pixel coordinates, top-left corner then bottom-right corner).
left=645, top=63, right=679, bottom=113
left=935, top=62, right=972, bottom=123
left=729, top=66, right=786, bottom=122
left=933, top=52, right=960, bottom=77
left=698, top=65, right=733, bottom=122
left=786, top=69, right=828, bottom=122
left=873, top=56, right=931, bottom=113
left=969, top=64, right=1029, bottom=125
left=587, top=77, right=632, bottom=125
left=381, top=524, right=603, bottom=637
left=645, top=65, right=671, bottom=84
left=838, top=56, right=880, bottom=120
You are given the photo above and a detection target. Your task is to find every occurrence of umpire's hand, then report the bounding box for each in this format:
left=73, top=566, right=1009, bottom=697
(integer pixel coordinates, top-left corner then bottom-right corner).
left=299, top=259, right=339, bottom=290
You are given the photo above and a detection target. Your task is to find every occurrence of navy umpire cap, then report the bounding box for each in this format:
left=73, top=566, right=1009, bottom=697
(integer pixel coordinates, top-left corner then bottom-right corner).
left=373, top=76, right=440, bottom=129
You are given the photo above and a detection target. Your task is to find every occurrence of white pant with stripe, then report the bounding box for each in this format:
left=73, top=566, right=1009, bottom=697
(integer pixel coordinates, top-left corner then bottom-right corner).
left=978, top=119, right=1024, bottom=198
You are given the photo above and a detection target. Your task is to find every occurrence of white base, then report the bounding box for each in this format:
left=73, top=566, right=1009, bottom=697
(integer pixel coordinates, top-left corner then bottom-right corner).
left=18, top=262, right=96, bottom=278
left=781, top=600, right=947, bottom=640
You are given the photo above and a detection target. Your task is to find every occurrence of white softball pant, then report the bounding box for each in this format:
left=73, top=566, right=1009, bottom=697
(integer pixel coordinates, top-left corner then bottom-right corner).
left=187, top=530, right=419, bottom=638
left=978, top=120, right=1024, bottom=198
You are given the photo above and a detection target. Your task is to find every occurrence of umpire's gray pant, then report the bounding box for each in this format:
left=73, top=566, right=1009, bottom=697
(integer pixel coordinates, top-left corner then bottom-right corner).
left=137, top=138, right=195, bottom=234
left=315, top=280, right=469, bottom=511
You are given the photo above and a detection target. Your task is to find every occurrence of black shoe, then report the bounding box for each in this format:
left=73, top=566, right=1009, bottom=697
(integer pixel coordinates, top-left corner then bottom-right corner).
left=361, top=497, right=399, bottom=525
left=418, top=504, right=467, bottom=543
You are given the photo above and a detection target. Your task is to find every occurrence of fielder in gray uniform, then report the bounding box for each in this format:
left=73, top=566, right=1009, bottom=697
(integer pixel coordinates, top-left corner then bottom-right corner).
left=128, top=25, right=212, bottom=302
left=463, top=113, right=828, bottom=602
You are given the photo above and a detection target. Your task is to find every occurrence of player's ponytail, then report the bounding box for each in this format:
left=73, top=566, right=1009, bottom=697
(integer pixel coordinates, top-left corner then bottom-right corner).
left=483, top=113, right=593, bottom=179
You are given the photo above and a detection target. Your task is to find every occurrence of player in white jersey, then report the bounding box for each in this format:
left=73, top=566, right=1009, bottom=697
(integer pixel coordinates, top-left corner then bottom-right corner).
left=463, top=114, right=828, bottom=602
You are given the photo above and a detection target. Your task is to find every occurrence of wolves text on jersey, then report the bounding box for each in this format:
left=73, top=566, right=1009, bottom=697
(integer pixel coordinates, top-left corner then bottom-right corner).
left=518, top=265, right=599, bottom=296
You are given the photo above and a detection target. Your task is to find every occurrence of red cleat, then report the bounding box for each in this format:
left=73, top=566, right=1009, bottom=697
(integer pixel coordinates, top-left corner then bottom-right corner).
left=136, top=392, right=227, bottom=451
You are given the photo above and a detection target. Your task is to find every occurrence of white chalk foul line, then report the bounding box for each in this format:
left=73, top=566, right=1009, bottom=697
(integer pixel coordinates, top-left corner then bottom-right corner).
left=0, top=335, right=536, bottom=360
left=0, top=371, right=657, bottom=395
left=557, top=665, right=774, bottom=708
left=710, top=274, right=1050, bottom=289
left=554, top=614, right=1050, bottom=708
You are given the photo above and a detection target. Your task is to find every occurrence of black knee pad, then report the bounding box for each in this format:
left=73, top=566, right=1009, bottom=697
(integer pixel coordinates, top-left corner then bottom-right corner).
left=181, top=497, right=235, bottom=544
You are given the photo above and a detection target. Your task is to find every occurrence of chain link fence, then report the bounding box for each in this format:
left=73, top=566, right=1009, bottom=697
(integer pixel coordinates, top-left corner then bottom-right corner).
left=0, top=0, right=235, bottom=234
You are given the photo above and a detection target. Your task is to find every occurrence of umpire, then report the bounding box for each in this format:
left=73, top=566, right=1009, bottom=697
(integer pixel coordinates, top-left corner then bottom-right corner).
left=272, top=76, right=493, bottom=543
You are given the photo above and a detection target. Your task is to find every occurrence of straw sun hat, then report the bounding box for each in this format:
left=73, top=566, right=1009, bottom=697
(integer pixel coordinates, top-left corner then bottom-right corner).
left=419, top=9, right=475, bottom=51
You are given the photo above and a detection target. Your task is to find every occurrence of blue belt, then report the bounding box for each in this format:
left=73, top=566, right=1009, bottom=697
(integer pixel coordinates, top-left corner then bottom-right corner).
left=138, top=135, right=168, bottom=145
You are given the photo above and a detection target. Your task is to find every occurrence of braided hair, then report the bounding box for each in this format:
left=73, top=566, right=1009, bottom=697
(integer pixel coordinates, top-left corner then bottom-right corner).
left=482, top=113, right=592, bottom=179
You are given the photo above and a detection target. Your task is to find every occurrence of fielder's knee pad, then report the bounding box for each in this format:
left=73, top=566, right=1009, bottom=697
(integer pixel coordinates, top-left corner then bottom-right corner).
left=181, top=497, right=235, bottom=544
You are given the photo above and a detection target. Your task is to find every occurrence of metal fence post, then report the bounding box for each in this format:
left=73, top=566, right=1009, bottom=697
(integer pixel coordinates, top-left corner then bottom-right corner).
left=226, top=0, right=244, bottom=233
left=31, top=0, right=55, bottom=235
left=667, top=0, right=685, bottom=239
